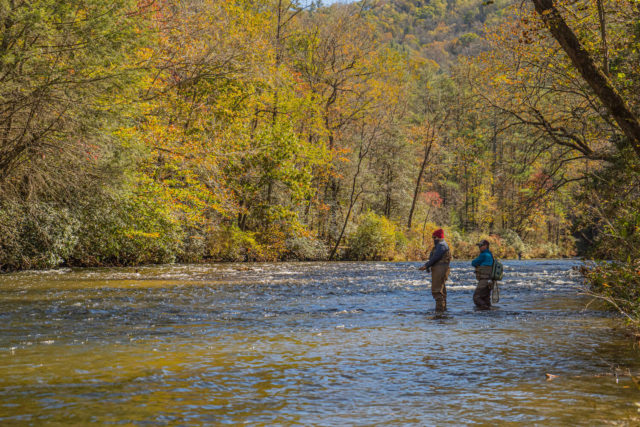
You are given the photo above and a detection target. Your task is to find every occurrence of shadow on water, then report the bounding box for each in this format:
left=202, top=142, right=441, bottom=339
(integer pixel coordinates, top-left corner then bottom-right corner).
left=0, top=260, right=639, bottom=425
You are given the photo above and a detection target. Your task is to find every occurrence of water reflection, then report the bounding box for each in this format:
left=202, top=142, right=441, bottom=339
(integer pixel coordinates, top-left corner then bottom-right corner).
left=0, top=260, right=639, bottom=424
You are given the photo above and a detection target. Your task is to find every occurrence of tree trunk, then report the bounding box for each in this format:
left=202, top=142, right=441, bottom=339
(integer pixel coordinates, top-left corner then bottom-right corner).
left=530, top=0, right=640, bottom=159
left=596, top=0, right=609, bottom=76
left=407, top=141, right=432, bottom=229
left=329, top=147, right=366, bottom=261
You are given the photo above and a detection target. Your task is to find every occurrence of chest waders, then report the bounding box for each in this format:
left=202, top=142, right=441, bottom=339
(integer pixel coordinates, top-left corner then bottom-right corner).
left=430, top=249, right=451, bottom=312
left=473, top=265, right=493, bottom=309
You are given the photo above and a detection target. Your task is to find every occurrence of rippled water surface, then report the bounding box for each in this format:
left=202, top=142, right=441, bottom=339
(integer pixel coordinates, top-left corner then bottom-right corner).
left=1, top=260, right=640, bottom=425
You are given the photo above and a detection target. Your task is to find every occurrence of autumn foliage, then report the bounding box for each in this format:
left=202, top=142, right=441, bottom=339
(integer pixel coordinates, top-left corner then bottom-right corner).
left=4, top=0, right=638, bottom=272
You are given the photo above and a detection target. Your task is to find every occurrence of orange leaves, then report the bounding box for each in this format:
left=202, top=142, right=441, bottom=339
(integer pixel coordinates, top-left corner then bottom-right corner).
left=421, top=191, right=443, bottom=208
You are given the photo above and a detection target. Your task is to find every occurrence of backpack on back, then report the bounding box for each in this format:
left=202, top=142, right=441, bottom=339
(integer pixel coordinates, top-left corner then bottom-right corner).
left=491, top=257, right=504, bottom=281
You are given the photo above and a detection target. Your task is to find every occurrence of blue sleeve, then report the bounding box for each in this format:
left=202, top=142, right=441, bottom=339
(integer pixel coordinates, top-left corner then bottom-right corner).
left=471, top=253, right=483, bottom=267
left=424, top=243, right=446, bottom=268
left=472, top=251, right=493, bottom=267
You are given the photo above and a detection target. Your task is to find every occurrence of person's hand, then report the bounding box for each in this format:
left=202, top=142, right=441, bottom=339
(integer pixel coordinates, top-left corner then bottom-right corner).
left=418, top=265, right=427, bottom=271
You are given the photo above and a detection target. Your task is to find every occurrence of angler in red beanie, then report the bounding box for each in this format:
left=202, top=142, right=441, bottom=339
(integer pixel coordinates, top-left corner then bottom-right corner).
left=418, top=228, right=451, bottom=312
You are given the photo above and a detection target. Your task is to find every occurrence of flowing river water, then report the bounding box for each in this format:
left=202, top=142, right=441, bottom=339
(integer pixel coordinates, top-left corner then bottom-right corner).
left=1, top=260, right=640, bottom=425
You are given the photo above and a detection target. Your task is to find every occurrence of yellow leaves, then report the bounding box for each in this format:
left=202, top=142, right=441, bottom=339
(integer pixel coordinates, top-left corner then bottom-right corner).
left=492, top=74, right=515, bottom=85
left=126, top=231, right=160, bottom=239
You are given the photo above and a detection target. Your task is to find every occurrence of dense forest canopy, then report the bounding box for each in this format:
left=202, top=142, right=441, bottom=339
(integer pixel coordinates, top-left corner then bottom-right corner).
left=0, top=0, right=638, bottom=310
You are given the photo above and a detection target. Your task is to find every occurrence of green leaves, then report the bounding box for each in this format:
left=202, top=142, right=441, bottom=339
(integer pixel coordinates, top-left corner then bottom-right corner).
left=347, top=212, right=401, bottom=261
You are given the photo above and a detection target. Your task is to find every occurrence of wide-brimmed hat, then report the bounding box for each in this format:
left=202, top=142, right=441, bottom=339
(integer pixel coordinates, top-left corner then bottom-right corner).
left=476, top=239, right=490, bottom=247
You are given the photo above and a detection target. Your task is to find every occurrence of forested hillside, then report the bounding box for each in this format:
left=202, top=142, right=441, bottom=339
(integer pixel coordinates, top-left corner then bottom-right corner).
left=364, top=0, right=514, bottom=67
left=1, top=0, right=638, bottom=313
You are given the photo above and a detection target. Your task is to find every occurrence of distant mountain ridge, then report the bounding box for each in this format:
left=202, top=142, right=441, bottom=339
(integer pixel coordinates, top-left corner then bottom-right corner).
left=360, top=0, right=515, bottom=67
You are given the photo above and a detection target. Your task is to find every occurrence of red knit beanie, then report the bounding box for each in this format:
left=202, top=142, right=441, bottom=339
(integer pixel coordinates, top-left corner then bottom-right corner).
left=432, top=228, right=444, bottom=239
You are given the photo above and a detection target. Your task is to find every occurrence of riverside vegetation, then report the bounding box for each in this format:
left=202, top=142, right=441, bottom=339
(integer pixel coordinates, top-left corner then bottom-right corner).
left=0, top=1, right=638, bottom=322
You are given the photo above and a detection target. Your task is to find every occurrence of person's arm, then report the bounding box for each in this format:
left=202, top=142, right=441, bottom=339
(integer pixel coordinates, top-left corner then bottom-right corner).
left=471, top=252, right=486, bottom=267
left=422, top=244, right=446, bottom=269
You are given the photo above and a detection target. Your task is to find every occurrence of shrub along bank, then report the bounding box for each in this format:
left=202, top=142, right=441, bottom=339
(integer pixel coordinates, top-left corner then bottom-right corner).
left=342, top=212, right=573, bottom=262
left=581, top=262, right=640, bottom=329
left=575, top=156, right=640, bottom=329
left=0, top=207, right=574, bottom=272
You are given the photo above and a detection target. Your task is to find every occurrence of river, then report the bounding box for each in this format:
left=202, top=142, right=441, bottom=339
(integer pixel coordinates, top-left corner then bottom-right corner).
left=0, top=260, right=639, bottom=425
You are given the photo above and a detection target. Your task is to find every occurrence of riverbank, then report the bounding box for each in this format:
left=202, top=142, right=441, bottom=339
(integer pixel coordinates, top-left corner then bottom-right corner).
left=0, top=206, right=574, bottom=272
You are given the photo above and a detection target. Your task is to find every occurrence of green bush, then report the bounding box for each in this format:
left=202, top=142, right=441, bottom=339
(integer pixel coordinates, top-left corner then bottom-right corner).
left=0, top=202, right=79, bottom=270
left=575, top=148, right=640, bottom=327
left=206, top=225, right=263, bottom=262
left=284, top=234, right=328, bottom=261
left=180, top=228, right=207, bottom=263
left=394, top=229, right=409, bottom=254
left=347, top=212, right=398, bottom=261
left=527, top=242, right=561, bottom=259
left=70, top=191, right=183, bottom=266
left=0, top=191, right=184, bottom=271
left=582, top=261, right=640, bottom=327
left=499, top=229, right=525, bottom=256
left=403, top=234, right=429, bottom=261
